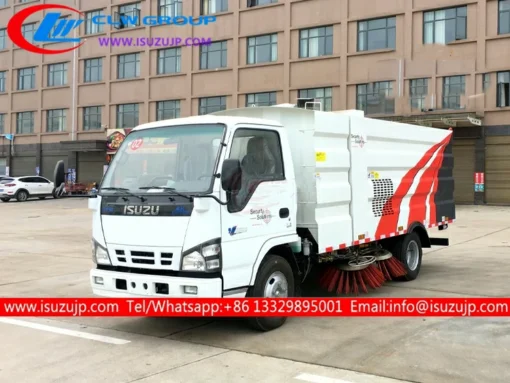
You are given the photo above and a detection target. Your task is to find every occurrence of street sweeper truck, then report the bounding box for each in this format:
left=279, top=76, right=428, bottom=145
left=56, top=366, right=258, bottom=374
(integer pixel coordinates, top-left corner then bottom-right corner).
left=59, top=104, right=454, bottom=331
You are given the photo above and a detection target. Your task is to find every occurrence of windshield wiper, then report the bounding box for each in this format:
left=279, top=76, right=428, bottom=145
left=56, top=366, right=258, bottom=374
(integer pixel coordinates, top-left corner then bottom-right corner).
left=100, top=187, right=147, bottom=202
left=138, top=186, right=193, bottom=202
left=138, top=187, right=229, bottom=205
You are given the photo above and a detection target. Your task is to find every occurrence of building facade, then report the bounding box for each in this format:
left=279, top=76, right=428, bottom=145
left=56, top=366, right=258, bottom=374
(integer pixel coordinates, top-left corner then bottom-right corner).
left=0, top=0, right=509, bottom=203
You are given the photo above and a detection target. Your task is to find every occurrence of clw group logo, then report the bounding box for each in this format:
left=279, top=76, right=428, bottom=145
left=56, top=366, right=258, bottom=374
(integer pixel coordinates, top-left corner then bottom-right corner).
left=8, top=4, right=84, bottom=55
left=8, top=4, right=216, bottom=55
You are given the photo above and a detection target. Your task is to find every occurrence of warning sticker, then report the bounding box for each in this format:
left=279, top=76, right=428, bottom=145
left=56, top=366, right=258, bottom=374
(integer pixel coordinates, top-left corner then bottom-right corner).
left=316, top=152, right=327, bottom=162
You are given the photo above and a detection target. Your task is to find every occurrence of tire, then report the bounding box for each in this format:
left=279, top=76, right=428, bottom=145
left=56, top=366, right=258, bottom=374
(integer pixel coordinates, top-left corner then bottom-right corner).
left=247, top=254, right=295, bottom=332
left=16, top=190, right=29, bottom=202
left=0, top=198, right=10, bottom=202
left=391, top=232, right=422, bottom=281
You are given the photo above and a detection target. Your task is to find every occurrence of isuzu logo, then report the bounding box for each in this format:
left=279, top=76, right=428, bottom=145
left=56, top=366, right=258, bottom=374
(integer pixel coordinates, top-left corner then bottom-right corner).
left=123, top=205, right=160, bottom=216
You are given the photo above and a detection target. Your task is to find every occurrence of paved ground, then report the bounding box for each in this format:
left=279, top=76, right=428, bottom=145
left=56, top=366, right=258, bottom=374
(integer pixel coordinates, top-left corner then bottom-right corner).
left=1, top=198, right=510, bottom=383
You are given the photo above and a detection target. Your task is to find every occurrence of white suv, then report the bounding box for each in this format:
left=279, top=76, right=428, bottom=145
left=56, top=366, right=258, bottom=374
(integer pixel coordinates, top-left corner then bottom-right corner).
left=0, top=176, right=55, bottom=202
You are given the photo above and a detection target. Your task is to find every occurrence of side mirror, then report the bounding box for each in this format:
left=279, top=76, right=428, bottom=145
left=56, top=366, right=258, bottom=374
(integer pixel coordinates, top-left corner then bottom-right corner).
left=221, top=159, right=241, bottom=192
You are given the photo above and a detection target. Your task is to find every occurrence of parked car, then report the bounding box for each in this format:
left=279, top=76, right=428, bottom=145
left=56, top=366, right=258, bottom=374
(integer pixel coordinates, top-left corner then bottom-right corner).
left=0, top=176, right=55, bottom=202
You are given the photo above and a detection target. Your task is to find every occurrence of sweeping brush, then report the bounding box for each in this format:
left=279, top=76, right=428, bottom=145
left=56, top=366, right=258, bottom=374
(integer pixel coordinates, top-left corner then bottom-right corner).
left=373, top=249, right=407, bottom=281
left=318, top=256, right=386, bottom=295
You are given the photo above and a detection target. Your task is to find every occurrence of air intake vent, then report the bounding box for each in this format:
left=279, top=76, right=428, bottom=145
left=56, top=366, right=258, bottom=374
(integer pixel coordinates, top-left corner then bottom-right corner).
left=372, top=179, right=394, bottom=217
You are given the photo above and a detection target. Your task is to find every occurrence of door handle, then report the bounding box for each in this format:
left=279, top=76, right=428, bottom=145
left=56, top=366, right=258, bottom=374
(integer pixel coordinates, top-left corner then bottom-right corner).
left=279, top=208, right=289, bottom=218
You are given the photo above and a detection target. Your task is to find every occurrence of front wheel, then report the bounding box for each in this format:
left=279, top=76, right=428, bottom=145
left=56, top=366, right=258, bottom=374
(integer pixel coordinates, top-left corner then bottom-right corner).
left=247, top=254, right=295, bottom=332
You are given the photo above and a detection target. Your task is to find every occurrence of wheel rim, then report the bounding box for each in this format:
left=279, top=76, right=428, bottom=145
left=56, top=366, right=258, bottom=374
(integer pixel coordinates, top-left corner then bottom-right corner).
left=406, top=240, right=419, bottom=271
left=263, top=271, right=288, bottom=298
left=19, top=192, right=27, bottom=201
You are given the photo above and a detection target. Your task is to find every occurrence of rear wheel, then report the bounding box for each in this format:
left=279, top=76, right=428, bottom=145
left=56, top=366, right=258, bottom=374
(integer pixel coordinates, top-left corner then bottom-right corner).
left=392, top=232, right=422, bottom=281
left=16, top=190, right=29, bottom=202
left=247, top=254, right=295, bottom=332
left=0, top=198, right=10, bottom=202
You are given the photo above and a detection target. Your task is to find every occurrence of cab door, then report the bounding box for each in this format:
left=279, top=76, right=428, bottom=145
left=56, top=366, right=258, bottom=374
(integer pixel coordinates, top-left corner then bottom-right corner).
left=220, top=126, right=297, bottom=290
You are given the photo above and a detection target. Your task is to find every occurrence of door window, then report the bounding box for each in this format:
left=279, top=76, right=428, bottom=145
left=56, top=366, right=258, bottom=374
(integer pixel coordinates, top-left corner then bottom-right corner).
left=227, top=128, right=284, bottom=212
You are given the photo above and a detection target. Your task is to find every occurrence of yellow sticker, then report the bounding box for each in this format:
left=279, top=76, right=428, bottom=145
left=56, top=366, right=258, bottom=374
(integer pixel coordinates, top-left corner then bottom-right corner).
left=316, top=152, right=326, bottom=162
left=369, top=171, right=380, bottom=180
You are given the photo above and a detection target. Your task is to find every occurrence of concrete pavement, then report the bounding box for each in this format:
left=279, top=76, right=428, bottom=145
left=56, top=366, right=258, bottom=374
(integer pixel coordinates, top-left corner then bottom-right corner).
left=1, top=199, right=509, bottom=382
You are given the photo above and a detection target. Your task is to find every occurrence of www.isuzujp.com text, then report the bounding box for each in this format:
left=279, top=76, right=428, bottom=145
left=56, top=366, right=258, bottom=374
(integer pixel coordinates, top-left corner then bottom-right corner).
left=97, top=37, right=212, bottom=47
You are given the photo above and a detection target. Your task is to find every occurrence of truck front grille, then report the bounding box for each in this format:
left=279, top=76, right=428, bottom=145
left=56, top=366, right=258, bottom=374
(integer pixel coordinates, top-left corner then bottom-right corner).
left=114, top=249, right=174, bottom=268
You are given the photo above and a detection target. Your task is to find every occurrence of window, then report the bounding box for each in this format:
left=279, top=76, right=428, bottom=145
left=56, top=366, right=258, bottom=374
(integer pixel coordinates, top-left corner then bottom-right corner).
left=200, top=41, right=227, bottom=70
left=358, top=17, right=396, bottom=52
left=0, top=0, right=6, bottom=6
left=483, top=73, right=490, bottom=92
left=117, top=104, right=139, bottom=128
left=299, top=26, right=333, bottom=58
left=84, top=58, right=103, bottom=82
left=499, top=0, right=510, bottom=35
left=0, top=114, right=4, bottom=134
left=199, top=96, right=226, bottom=115
left=497, top=71, right=510, bottom=107
left=356, top=82, right=395, bottom=115
left=247, top=34, right=277, bottom=64
left=423, top=6, right=467, bottom=44
left=118, top=53, right=140, bottom=79
left=226, top=128, right=284, bottom=212
left=298, top=87, right=332, bottom=111
left=247, top=0, right=277, bottom=7
left=117, top=3, right=141, bottom=28
left=16, top=111, right=34, bottom=134
left=18, top=67, right=36, bottom=90
left=159, top=0, right=182, bottom=16
left=410, top=78, right=428, bottom=110
left=158, top=48, right=181, bottom=74
left=157, top=100, right=180, bottom=120
left=48, top=63, right=67, bottom=87
left=246, top=92, right=277, bottom=107
left=0, top=29, right=6, bottom=50
left=47, top=109, right=67, bottom=132
left=83, top=106, right=102, bottom=131
left=22, top=23, right=37, bottom=44
left=201, top=0, right=228, bottom=14
left=442, top=75, right=465, bottom=109
left=0, top=71, right=6, bottom=92
left=85, top=10, right=105, bottom=35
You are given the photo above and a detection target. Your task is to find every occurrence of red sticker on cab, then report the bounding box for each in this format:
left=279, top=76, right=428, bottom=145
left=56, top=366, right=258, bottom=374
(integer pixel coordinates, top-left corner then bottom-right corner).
left=130, top=138, right=143, bottom=151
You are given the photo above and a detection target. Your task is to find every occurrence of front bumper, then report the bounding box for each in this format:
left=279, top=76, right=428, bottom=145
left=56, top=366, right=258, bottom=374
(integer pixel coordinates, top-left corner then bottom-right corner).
left=90, top=268, right=223, bottom=298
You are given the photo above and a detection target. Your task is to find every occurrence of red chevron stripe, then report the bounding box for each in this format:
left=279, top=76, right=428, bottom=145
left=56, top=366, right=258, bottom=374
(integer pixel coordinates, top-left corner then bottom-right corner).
left=429, top=134, right=453, bottom=224
left=375, top=133, right=452, bottom=238
left=407, top=136, right=451, bottom=227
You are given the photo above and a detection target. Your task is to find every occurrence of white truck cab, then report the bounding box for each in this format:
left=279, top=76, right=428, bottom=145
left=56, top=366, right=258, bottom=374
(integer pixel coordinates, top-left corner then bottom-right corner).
left=82, top=106, right=454, bottom=331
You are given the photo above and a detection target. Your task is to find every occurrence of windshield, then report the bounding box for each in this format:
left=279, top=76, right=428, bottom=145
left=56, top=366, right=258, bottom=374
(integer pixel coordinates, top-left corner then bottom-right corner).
left=0, top=178, right=13, bottom=184
left=101, top=124, right=225, bottom=194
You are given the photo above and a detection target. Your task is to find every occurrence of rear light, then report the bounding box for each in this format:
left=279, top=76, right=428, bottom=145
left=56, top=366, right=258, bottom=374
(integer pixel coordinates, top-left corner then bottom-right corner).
left=4, top=184, right=15, bottom=187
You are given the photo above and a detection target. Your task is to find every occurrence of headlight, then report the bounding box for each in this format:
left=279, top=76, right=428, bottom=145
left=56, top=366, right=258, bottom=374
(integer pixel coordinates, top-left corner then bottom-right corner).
left=92, top=240, right=111, bottom=265
left=181, top=240, right=221, bottom=272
